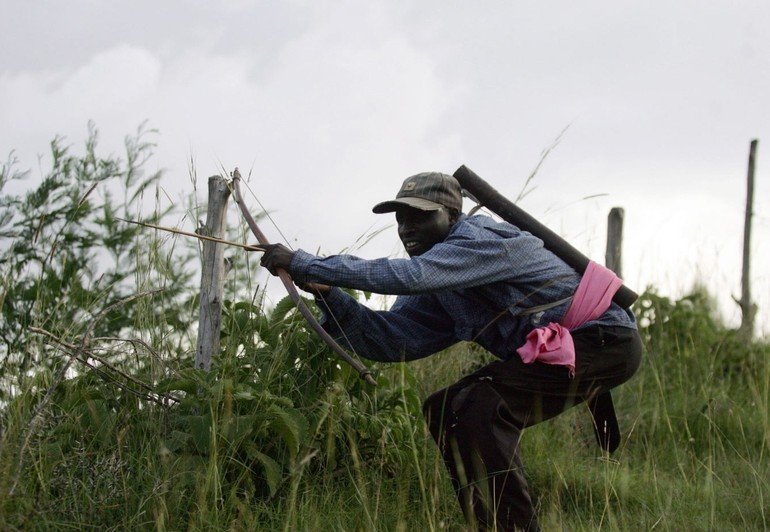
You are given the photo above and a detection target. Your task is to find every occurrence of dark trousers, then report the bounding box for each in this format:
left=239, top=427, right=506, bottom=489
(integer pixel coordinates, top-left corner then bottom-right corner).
left=422, top=325, right=643, bottom=531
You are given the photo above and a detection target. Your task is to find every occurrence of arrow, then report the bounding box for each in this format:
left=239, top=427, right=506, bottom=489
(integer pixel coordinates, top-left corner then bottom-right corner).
left=117, top=217, right=264, bottom=251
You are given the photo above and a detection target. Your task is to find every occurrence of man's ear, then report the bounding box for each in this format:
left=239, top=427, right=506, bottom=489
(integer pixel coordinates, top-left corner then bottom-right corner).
left=449, top=209, right=461, bottom=225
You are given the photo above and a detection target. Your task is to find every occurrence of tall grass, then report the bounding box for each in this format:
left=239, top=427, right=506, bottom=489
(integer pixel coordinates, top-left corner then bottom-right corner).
left=2, top=287, right=766, bottom=530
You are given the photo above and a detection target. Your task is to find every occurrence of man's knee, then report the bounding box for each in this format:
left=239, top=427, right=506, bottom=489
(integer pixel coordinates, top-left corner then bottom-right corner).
left=422, top=388, right=446, bottom=419
left=424, top=382, right=505, bottom=437
left=423, top=387, right=456, bottom=438
left=423, top=383, right=486, bottom=442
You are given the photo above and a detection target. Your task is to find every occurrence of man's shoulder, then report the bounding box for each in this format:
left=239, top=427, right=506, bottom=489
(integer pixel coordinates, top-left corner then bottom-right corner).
left=450, top=214, right=521, bottom=240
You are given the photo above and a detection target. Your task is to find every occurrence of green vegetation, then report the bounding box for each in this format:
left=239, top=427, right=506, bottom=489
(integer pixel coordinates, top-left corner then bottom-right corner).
left=0, top=130, right=767, bottom=531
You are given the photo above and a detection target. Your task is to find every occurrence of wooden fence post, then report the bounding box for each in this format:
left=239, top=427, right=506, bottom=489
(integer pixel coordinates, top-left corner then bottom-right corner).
left=606, top=207, right=624, bottom=279
left=585, top=207, right=627, bottom=452
left=737, top=139, right=758, bottom=340
left=195, top=175, right=231, bottom=371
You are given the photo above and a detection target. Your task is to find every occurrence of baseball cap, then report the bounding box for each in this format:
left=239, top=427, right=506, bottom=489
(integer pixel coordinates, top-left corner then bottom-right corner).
left=372, top=172, right=463, bottom=214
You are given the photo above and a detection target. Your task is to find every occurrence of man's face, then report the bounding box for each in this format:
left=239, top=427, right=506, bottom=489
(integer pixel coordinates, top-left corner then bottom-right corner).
left=396, top=206, right=454, bottom=257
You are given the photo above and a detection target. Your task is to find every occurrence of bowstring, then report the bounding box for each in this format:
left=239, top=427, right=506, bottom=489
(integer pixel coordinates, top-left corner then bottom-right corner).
left=241, top=169, right=294, bottom=250
left=231, top=169, right=370, bottom=373
left=218, top=167, right=264, bottom=310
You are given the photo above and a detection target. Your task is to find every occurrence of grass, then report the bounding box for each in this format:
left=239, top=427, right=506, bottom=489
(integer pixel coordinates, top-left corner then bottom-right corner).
left=1, top=295, right=768, bottom=531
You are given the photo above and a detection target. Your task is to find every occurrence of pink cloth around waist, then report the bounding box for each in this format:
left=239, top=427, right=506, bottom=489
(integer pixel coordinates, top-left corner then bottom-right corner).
left=516, top=261, right=622, bottom=376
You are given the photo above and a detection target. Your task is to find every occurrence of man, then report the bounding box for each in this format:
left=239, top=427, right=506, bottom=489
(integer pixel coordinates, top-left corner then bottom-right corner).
left=260, top=172, right=642, bottom=531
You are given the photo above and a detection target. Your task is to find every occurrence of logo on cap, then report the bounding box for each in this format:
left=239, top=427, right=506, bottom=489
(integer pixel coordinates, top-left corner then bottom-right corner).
left=403, top=182, right=416, bottom=191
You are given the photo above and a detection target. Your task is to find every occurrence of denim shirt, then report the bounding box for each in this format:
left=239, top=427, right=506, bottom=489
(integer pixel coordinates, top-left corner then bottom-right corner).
left=289, top=214, right=636, bottom=363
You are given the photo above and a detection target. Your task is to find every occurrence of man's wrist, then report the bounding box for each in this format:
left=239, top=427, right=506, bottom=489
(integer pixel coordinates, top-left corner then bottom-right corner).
left=317, top=286, right=342, bottom=303
left=289, top=249, right=316, bottom=281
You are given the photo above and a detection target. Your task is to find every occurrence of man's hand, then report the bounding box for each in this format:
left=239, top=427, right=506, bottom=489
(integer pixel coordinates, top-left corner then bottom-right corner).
left=259, top=244, right=330, bottom=296
left=259, top=243, right=295, bottom=275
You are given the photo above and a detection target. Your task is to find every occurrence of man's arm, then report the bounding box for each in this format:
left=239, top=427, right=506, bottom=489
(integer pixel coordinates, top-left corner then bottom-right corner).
left=313, top=288, right=457, bottom=362
left=287, top=232, right=547, bottom=296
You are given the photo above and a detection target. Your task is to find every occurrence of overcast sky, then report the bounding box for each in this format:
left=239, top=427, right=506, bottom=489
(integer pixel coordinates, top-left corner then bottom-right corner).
left=2, top=1, right=768, bottom=335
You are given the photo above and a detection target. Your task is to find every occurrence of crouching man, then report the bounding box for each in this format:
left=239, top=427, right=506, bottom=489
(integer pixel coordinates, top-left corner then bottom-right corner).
left=260, top=172, right=641, bottom=531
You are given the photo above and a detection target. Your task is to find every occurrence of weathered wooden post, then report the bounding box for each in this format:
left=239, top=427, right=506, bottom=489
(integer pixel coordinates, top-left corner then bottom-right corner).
left=737, top=139, right=758, bottom=340
left=195, top=175, right=231, bottom=371
left=605, top=207, right=624, bottom=280
left=581, top=206, right=627, bottom=453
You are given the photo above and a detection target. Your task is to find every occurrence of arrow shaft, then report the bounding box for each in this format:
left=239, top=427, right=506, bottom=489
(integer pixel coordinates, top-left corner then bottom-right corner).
left=117, top=218, right=264, bottom=251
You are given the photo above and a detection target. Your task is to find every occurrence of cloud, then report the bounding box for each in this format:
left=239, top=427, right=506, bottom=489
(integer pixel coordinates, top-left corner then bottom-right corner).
left=128, top=5, right=463, bottom=251
left=0, top=5, right=461, bottom=254
left=0, top=44, right=161, bottom=168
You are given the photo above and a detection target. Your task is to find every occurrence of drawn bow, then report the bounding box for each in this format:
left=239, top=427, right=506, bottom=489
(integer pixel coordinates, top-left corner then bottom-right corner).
left=231, top=168, right=376, bottom=386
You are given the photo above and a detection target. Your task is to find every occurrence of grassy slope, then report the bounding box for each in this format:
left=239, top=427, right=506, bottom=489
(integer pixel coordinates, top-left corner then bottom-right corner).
left=1, top=308, right=768, bottom=531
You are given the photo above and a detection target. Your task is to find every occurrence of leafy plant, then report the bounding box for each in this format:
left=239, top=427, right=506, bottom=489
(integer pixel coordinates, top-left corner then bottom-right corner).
left=0, top=123, right=196, bottom=401
left=152, top=293, right=424, bottom=504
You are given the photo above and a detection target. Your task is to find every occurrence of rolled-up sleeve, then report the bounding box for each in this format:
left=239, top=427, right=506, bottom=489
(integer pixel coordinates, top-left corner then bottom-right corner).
left=313, top=287, right=456, bottom=362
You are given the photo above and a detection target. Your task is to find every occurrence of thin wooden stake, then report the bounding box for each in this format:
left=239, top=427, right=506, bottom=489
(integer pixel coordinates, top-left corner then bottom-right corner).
left=738, top=139, right=758, bottom=340
left=605, top=207, right=625, bottom=280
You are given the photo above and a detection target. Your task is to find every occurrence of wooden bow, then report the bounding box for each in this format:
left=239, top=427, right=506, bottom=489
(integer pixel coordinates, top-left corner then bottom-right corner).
left=231, top=168, right=376, bottom=386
